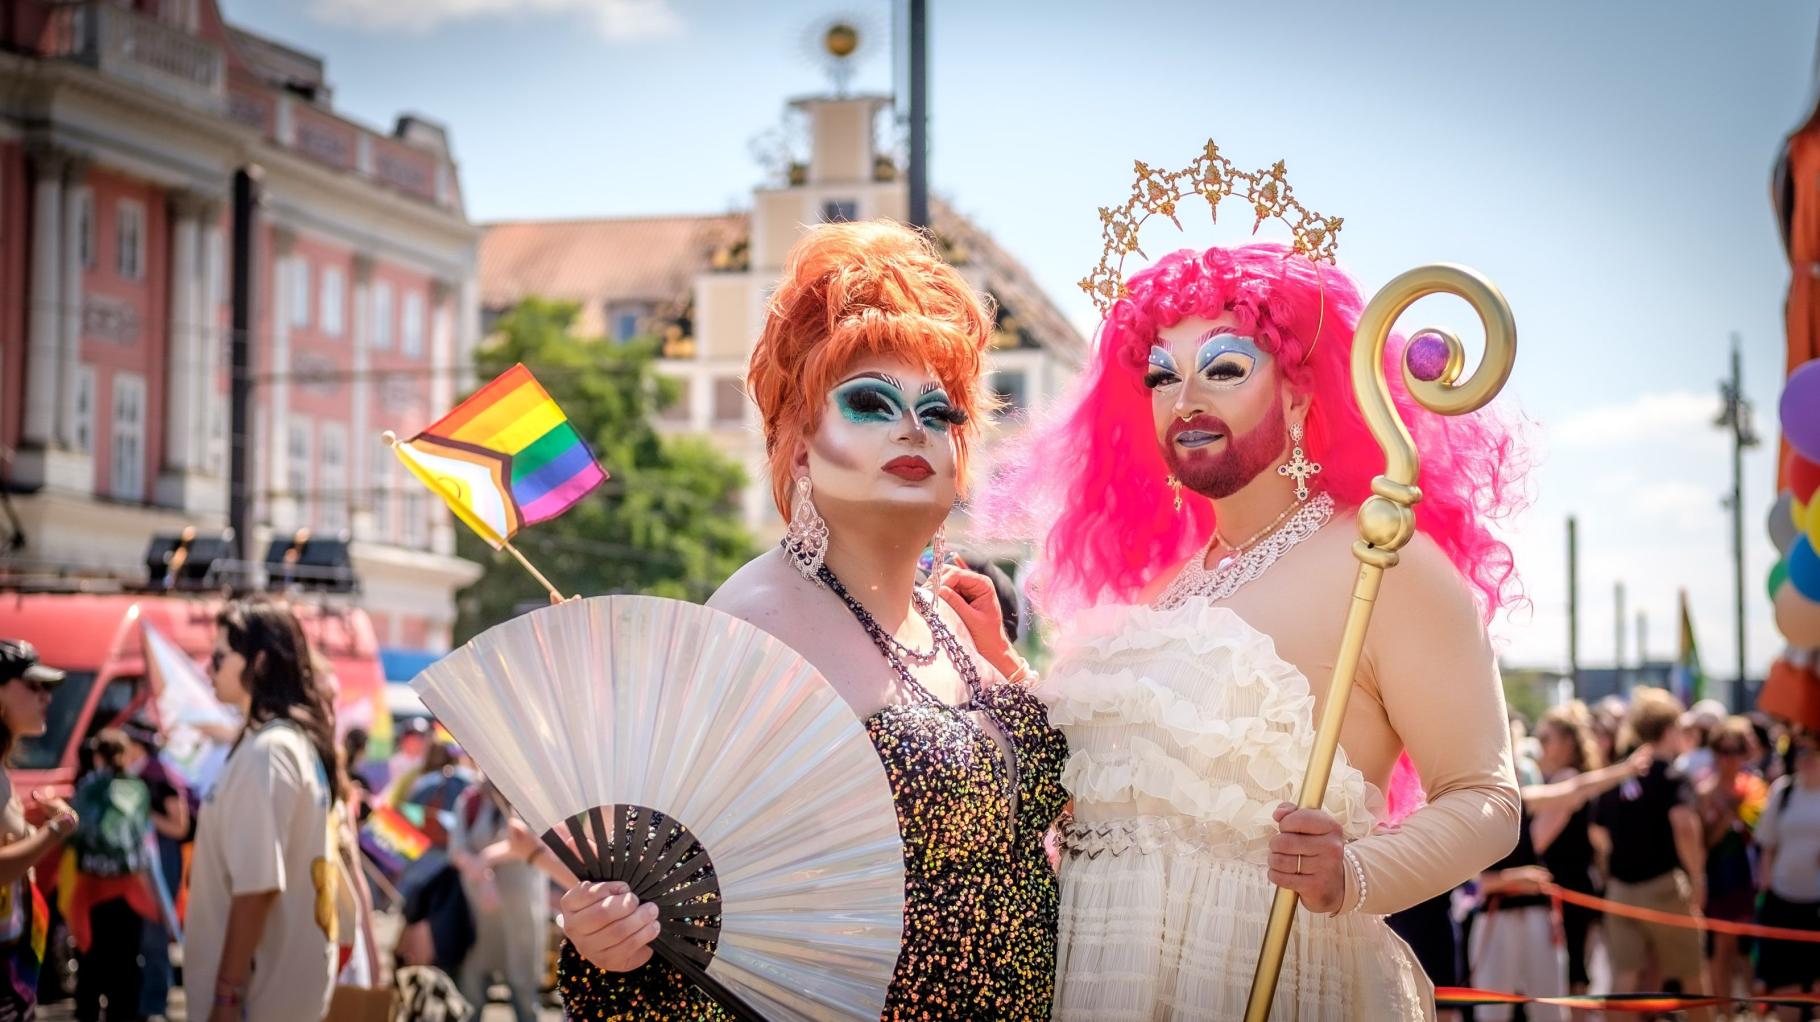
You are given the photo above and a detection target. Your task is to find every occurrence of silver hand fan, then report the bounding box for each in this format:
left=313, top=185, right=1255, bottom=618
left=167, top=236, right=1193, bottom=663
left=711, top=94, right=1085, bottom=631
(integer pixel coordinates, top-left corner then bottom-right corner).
left=412, top=595, right=905, bottom=1022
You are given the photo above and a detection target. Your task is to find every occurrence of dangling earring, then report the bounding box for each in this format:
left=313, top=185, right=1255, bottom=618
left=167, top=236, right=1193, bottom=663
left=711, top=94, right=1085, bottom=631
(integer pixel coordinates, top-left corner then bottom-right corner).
left=1278, top=422, right=1322, bottom=502
left=925, top=523, right=949, bottom=599
left=783, top=475, right=830, bottom=583
left=1166, top=474, right=1184, bottom=513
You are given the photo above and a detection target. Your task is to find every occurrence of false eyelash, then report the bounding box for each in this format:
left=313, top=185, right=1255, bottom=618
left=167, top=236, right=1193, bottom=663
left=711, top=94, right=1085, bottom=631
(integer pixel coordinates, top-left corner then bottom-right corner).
left=1204, top=364, right=1247, bottom=381
left=1144, top=371, right=1178, bottom=390
left=927, top=406, right=968, bottom=427
left=843, top=389, right=897, bottom=416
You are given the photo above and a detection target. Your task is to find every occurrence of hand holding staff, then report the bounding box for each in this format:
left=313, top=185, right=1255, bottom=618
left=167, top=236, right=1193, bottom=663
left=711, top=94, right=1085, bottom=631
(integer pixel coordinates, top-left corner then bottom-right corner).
left=1243, top=264, right=1516, bottom=1021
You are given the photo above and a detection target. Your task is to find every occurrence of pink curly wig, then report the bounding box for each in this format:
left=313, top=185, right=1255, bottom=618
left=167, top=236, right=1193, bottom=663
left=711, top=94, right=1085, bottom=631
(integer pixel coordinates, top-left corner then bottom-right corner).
left=976, top=243, right=1528, bottom=619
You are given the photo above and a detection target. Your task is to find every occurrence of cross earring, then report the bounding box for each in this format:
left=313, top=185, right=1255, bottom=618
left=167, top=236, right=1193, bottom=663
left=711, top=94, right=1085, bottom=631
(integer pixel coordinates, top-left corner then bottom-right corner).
left=1278, top=422, right=1322, bottom=501
left=1166, top=473, right=1184, bottom=512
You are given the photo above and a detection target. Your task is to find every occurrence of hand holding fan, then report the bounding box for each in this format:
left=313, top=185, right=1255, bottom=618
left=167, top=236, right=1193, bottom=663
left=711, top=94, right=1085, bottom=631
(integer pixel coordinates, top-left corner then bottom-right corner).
left=412, top=596, right=905, bottom=1021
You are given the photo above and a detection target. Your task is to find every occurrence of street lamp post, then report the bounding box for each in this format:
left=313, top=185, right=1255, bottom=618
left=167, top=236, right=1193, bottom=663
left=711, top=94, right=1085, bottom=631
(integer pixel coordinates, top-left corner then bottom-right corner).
left=1715, top=333, right=1760, bottom=709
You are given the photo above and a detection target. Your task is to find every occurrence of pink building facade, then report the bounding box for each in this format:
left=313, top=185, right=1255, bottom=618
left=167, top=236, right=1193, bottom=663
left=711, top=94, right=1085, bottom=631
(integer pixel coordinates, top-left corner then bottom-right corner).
left=0, top=0, right=481, bottom=651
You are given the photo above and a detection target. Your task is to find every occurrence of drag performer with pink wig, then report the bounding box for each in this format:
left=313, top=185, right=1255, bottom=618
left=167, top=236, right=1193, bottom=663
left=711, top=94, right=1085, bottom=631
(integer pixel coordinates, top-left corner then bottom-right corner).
left=948, top=227, right=1528, bottom=1018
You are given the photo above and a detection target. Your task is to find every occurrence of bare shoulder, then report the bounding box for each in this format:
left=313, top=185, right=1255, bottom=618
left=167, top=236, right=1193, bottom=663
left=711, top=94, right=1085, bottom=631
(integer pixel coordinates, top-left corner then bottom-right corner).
left=709, top=550, right=819, bottom=641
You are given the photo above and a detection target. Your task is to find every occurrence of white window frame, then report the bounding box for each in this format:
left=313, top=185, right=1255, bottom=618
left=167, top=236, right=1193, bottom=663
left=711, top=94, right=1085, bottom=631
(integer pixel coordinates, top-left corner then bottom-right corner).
left=319, top=421, right=348, bottom=532
left=287, top=416, right=313, bottom=522
left=372, top=281, right=394, bottom=350
left=290, top=257, right=311, bottom=328
left=401, top=290, right=424, bottom=357
left=402, top=489, right=427, bottom=549
left=74, top=365, right=95, bottom=454
left=109, top=372, right=146, bottom=499
left=321, top=266, right=345, bottom=337
left=370, top=450, right=393, bottom=543
left=115, top=199, right=145, bottom=281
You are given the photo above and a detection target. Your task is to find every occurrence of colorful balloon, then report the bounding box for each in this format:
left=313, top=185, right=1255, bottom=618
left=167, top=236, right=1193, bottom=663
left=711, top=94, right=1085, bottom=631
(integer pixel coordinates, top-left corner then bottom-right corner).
left=1772, top=492, right=1800, bottom=554
left=1808, top=493, right=1820, bottom=547
left=1790, top=450, right=1820, bottom=504
left=1771, top=558, right=1791, bottom=601
left=1790, top=535, right=1820, bottom=602
left=1774, top=581, right=1820, bottom=648
left=1784, top=360, right=1820, bottom=462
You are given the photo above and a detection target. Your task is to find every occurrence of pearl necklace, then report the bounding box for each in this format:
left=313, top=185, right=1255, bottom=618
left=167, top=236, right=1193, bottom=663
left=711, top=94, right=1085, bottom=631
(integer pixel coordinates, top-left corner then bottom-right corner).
left=1154, top=491, right=1335, bottom=610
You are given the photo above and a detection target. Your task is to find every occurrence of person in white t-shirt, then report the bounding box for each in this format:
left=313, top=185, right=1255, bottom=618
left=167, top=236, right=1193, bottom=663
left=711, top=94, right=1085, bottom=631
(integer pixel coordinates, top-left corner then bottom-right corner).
left=1755, top=729, right=1820, bottom=1021
left=185, top=599, right=342, bottom=1022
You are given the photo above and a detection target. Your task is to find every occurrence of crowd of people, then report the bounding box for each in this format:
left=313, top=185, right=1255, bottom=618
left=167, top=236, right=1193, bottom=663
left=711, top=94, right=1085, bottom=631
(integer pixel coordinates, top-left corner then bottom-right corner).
left=0, top=601, right=560, bottom=1022
left=1394, top=686, right=1820, bottom=1022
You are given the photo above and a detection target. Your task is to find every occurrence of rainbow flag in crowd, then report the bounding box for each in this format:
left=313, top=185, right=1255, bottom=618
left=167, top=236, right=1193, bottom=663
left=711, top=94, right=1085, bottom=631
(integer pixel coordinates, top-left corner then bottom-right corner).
left=359, top=804, right=432, bottom=880
left=389, top=363, right=607, bottom=548
left=1671, top=588, right=1707, bottom=704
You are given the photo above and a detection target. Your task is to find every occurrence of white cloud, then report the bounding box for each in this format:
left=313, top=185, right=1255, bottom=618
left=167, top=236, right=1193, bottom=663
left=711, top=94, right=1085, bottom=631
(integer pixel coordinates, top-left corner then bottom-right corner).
left=1549, top=390, right=1722, bottom=449
left=306, top=0, right=682, bottom=41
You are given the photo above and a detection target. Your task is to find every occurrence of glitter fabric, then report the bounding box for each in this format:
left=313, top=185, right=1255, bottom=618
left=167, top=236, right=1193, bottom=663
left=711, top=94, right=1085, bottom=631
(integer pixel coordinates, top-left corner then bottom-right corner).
left=559, top=680, right=1069, bottom=1020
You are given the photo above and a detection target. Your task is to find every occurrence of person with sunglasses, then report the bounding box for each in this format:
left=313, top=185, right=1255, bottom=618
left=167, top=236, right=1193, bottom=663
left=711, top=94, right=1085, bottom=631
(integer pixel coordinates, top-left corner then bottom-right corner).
left=0, top=639, right=79, bottom=1022
left=1696, top=715, right=1766, bottom=1013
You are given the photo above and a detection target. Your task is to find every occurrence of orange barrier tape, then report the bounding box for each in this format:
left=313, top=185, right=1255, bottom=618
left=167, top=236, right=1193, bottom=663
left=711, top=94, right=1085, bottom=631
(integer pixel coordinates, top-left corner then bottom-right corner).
left=1437, top=987, right=1820, bottom=1011
left=1541, top=882, right=1820, bottom=943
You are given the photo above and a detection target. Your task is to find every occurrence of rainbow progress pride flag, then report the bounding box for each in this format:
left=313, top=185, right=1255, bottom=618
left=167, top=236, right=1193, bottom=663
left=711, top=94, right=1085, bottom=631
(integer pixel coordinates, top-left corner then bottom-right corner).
left=390, top=363, right=607, bottom=547
left=359, top=804, right=433, bottom=880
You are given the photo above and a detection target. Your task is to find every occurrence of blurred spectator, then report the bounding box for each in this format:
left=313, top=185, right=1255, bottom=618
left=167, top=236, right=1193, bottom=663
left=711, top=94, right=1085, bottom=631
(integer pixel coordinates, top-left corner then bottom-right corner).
left=1697, top=715, right=1766, bottom=1010
left=1591, top=687, right=1712, bottom=1022
left=186, top=598, right=342, bottom=1022
left=1756, top=729, right=1820, bottom=1021
left=120, top=719, right=188, bottom=1022
left=376, top=717, right=434, bottom=795
left=69, top=728, right=154, bottom=1022
left=450, top=781, right=549, bottom=1022
left=1675, top=699, right=1727, bottom=782
left=344, top=726, right=374, bottom=800
left=1531, top=702, right=1603, bottom=1010
left=0, top=640, right=79, bottom=1022
left=1593, top=696, right=1627, bottom=766
left=1509, top=711, right=1543, bottom=786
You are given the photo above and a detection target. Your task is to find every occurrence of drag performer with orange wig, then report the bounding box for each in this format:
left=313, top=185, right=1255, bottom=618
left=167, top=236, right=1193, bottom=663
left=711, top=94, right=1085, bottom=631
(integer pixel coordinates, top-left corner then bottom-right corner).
left=948, top=148, right=1528, bottom=1019
left=555, top=219, right=1068, bottom=1020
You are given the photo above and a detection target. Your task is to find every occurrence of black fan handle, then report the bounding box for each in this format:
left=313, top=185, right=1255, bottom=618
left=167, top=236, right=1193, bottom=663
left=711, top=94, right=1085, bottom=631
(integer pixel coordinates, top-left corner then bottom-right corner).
left=543, top=812, right=772, bottom=1022
left=650, top=940, right=772, bottom=1022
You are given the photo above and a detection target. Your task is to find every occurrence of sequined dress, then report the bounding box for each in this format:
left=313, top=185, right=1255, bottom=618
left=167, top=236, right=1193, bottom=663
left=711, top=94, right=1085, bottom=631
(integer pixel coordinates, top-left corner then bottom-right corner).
left=559, top=679, right=1069, bottom=1021
left=1042, top=600, right=1433, bottom=1021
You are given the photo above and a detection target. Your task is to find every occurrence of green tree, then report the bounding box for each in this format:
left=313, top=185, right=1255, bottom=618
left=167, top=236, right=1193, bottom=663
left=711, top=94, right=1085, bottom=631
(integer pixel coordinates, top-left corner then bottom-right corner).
left=452, top=299, right=757, bottom=641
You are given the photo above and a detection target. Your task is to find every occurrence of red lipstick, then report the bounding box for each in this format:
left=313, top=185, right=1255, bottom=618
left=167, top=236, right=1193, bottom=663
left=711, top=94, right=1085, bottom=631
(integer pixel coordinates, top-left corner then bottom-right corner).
left=883, top=456, right=934, bottom=481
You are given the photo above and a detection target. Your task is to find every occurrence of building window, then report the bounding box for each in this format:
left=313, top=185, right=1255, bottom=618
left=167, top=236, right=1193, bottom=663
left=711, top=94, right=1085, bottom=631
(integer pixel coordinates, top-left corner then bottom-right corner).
left=287, top=417, right=312, bottom=523
left=115, top=200, right=145, bottom=281
left=370, top=453, right=393, bottom=543
left=321, top=266, right=345, bottom=337
left=988, top=369, right=1028, bottom=418
left=208, top=400, right=224, bottom=475
left=109, top=372, right=145, bottom=499
left=609, top=304, right=647, bottom=343
left=74, top=366, right=95, bottom=453
left=76, top=189, right=95, bottom=269
left=289, top=258, right=311, bottom=328
left=402, top=291, right=425, bottom=357
left=319, top=421, right=348, bottom=532
left=712, top=377, right=746, bottom=426
left=402, top=490, right=427, bottom=549
left=372, top=282, right=394, bottom=350
left=822, top=199, right=857, bottom=223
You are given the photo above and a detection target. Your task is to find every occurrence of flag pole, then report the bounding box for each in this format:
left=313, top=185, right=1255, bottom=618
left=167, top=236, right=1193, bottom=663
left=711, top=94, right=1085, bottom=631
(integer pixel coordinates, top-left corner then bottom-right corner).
left=503, top=539, right=564, bottom=602
left=1242, top=264, right=1517, bottom=1021
left=382, top=431, right=566, bottom=602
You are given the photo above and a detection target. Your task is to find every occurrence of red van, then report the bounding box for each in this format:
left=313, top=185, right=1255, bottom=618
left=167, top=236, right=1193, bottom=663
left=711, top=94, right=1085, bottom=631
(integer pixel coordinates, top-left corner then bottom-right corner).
left=0, top=588, right=390, bottom=806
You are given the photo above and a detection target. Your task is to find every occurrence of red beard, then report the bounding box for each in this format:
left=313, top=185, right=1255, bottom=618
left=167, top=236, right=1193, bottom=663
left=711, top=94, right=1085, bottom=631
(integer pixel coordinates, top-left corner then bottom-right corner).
left=1161, top=395, right=1287, bottom=500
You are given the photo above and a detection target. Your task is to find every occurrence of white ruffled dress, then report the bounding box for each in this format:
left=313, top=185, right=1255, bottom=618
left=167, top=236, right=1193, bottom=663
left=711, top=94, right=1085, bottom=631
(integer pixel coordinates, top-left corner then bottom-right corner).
left=1036, top=600, right=1434, bottom=1021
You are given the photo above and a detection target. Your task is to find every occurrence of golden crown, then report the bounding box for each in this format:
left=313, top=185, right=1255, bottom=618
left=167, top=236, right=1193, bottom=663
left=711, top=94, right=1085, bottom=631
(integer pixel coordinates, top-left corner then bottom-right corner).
left=1079, top=141, right=1345, bottom=315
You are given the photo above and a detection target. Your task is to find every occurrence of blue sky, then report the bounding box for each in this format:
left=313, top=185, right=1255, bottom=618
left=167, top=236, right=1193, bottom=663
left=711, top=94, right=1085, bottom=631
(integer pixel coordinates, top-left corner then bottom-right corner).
left=224, top=0, right=1817, bottom=683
